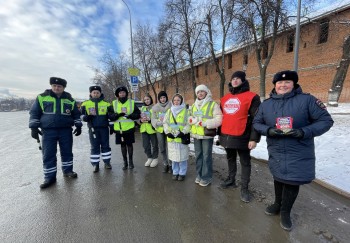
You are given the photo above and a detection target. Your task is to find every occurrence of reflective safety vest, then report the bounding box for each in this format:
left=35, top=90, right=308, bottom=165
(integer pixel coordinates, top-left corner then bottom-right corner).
left=38, top=95, right=75, bottom=115
left=155, top=111, right=166, bottom=133
left=190, top=101, right=215, bottom=136
left=81, top=100, right=110, bottom=115
left=140, top=106, right=156, bottom=134
left=112, top=99, right=135, bottom=132
left=220, top=91, right=256, bottom=136
left=166, top=108, right=187, bottom=143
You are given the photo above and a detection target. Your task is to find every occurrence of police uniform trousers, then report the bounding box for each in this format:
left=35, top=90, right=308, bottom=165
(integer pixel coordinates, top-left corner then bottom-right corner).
left=42, top=127, right=74, bottom=180
left=89, top=127, right=111, bottom=165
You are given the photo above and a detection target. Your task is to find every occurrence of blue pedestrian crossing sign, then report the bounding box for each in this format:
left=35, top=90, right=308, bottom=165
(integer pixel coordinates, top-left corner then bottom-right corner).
left=130, top=76, right=139, bottom=84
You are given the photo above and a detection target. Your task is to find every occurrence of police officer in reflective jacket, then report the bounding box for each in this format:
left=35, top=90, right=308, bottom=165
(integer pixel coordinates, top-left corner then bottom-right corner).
left=29, top=77, right=82, bottom=189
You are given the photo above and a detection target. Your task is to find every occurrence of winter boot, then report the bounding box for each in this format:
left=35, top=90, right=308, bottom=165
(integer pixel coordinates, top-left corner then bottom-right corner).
left=63, top=171, right=78, bottom=178
left=129, top=159, right=134, bottom=169
left=93, top=164, right=99, bottom=173
left=220, top=176, right=237, bottom=189
left=265, top=180, right=283, bottom=215
left=104, top=163, right=112, bottom=169
left=121, top=145, right=128, bottom=170
left=280, top=184, right=300, bottom=231
left=40, top=178, right=56, bottom=189
left=145, top=158, right=153, bottom=167
left=240, top=185, right=250, bottom=203
left=168, top=166, right=172, bottom=174
left=150, top=158, right=158, bottom=167
left=162, top=165, right=169, bottom=173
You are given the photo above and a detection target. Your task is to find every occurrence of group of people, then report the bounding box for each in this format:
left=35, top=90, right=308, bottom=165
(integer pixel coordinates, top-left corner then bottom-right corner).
left=29, top=70, right=333, bottom=231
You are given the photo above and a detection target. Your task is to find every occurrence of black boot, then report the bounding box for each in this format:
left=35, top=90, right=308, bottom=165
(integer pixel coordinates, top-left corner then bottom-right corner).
left=220, top=176, right=237, bottom=189
left=127, top=144, right=134, bottom=169
left=280, top=184, right=300, bottom=231
left=168, top=166, right=172, bottom=174
left=121, top=144, right=128, bottom=170
left=40, top=178, right=56, bottom=189
left=240, top=186, right=250, bottom=203
left=163, top=165, right=169, bottom=173
left=265, top=180, right=283, bottom=215
left=93, top=164, right=99, bottom=173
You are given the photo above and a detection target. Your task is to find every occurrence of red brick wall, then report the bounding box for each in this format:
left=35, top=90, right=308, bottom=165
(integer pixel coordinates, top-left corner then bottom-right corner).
left=141, top=8, right=350, bottom=104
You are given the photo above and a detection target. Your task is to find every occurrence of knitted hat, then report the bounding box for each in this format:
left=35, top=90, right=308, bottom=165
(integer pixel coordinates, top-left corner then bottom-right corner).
left=157, top=91, right=168, bottom=102
left=89, top=85, right=101, bottom=93
left=273, top=70, right=299, bottom=84
left=231, top=71, right=246, bottom=82
left=115, top=86, right=129, bottom=97
left=50, top=77, right=67, bottom=87
left=195, top=84, right=210, bottom=94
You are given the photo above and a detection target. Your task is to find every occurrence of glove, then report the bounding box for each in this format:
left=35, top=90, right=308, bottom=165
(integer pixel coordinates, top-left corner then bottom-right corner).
left=83, top=115, right=94, bottom=122
left=284, top=129, right=304, bottom=138
left=73, top=127, right=82, bottom=136
left=31, top=128, right=42, bottom=140
left=197, top=121, right=207, bottom=127
left=166, top=133, right=175, bottom=139
left=268, top=128, right=284, bottom=137
left=109, top=126, right=114, bottom=135
left=188, top=116, right=198, bottom=125
left=177, top=131, right=185, bottom=138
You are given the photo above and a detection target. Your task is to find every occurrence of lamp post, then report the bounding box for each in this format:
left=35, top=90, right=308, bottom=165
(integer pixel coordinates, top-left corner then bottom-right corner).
left=293, top=0, right=301, bottom=71
left=121, top=0, right=137, bottom=99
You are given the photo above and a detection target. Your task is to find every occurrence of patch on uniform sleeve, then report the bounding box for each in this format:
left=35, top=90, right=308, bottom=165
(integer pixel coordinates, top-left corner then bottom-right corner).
left=316, top=99, right=326, bottom=109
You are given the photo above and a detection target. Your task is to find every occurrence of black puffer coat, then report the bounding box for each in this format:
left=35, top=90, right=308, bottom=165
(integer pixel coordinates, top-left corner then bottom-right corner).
left=219, top=80, right=261, bottom=150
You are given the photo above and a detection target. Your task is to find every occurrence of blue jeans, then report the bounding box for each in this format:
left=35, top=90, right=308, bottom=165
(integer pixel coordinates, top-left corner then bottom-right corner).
left=194, top=138, right=214, bottom=183
left=172, top=161, right=188, bottom=176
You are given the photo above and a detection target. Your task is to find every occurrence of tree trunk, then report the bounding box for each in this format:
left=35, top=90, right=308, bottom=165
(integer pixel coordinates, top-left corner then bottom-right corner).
left=328, top=35, right=350, bottom=106
left=259, top=67, right=267, bottom=100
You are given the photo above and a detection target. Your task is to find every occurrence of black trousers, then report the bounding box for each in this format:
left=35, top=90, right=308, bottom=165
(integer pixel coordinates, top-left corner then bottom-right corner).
left=225, top=148, right=251, bottom=187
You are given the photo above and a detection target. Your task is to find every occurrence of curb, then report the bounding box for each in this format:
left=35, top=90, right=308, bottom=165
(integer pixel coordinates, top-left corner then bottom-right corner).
left=251, top=156, right=350, bottom=200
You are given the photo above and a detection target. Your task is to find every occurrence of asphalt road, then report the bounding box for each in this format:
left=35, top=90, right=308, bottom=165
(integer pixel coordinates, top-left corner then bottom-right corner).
left=0, top=132, right=349, bottom=243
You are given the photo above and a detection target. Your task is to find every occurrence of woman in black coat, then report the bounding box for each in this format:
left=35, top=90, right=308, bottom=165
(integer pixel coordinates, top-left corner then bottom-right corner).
left=253, top=70, right=333, bottom=231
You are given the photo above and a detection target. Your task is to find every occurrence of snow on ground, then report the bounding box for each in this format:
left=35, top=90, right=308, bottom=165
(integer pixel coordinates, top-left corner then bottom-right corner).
left=207, top=103, right=350, bottom=194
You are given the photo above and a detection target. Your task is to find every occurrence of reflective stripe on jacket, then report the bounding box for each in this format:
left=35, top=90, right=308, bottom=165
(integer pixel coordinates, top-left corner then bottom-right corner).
left=81, top=98, right=111, bottom=127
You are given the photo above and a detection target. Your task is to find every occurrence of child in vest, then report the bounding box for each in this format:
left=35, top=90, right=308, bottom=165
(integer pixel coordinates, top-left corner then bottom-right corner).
left=188, top=84, right=222, bottom=186
left=141, top=94, right=159, bottom=167
left=163, top=93, right=191, bottom=181
left=81, top=86, right=114, bottom=172
left=151, top=91, right=172, bottom=173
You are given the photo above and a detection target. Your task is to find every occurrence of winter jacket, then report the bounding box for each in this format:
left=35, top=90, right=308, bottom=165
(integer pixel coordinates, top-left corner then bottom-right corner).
left=29, top=89, right=82, bottom=129
left=219, top=80, right=261, bottom=150
left=253, top=85, right=334, bottom=182
left=80, top=94, right=114, bottom=128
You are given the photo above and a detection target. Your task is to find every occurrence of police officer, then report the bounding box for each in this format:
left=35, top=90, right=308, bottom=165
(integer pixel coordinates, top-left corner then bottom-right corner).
left=110, top=86, right=140, bottom=170
left=29, top=77, right=82, bottom=189
left=81, top=86, right=114, bottom=172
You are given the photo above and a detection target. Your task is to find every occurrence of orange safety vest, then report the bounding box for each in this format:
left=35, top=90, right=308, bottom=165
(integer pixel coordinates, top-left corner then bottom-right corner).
left=220, top=91, right=256, bottom=136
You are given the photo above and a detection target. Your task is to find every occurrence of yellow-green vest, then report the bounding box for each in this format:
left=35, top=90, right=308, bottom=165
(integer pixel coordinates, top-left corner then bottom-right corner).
left=155, top=111, right=166, bottom=133
left=140, top=106, right=156, bottom=134
left=38, top=95, right=75, bottom=115
left=81, top=100, right=110, bottom=115
left=112, top=99, right=135, bottom=131
left=166, top=108, right=187, bottom=143
left=190, top=101, right=215, bottom=136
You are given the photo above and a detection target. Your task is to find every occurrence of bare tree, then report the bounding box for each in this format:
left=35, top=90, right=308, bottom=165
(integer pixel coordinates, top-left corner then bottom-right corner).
left=236, top=0, right=286, bottom=99
left=328, top=35, right=350, bottom=106
left=165, top=0, right=205, bottom=99
left=203, top=0, right=236, bottom=98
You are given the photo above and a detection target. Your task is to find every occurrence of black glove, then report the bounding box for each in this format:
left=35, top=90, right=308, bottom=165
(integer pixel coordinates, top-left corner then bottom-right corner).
left=83, top=115, right=94, bottom=122
left=166, top=133, right=175, bottom=139
left=268, top=128, right=284, bottom=137
left=31, top=128, right=42, bottom=140
left=109, top=126, right=114, bottom=135
left=177, top=132, right=185, bottom=138
left=73, top=127, right=82, bottom=136
left=284, top=129, right=304, bottom=138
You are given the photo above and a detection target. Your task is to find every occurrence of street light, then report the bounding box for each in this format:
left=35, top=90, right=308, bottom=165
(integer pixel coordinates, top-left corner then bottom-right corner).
left=121, top=0, right=136, bottom=99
